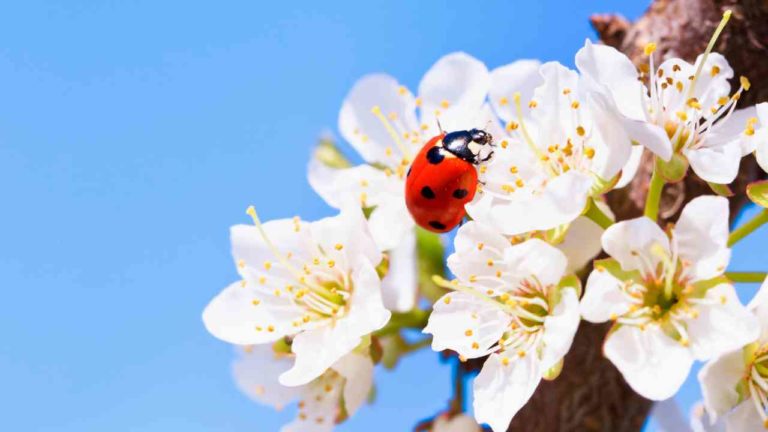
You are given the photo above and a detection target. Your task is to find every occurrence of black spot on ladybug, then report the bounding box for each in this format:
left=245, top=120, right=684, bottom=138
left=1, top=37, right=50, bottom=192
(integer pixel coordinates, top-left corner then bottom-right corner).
left=426, top=146, right=444, bottom=164
left=452, top=188, right=469, bottom=199
left=428, top=220, right=446, bottom=230
left=407, top=166, right=412, bottom=177
left=421, top=186, right=436, bottom=199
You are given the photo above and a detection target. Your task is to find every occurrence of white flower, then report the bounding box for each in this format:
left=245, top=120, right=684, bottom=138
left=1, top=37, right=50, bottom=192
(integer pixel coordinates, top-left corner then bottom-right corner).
left=309, top=52, right=492, bottom=311
left=698, top=278, right=768, bottom=431
left=581, top=196, right=759, bottom=400
left=746, top=102, right=768, bottom=173
left=576, top=38, right=755, bottom=184
left=432, top=413, right=483, bottom=432
left=233, top=345, right=374, bottom=432
left=691, top=401, right=725, bottom=432
left=466, top=60, right=632, bottom=235
left=202, top=206, right=390, bottom=386
left=424, top=222, right=580, bottom=431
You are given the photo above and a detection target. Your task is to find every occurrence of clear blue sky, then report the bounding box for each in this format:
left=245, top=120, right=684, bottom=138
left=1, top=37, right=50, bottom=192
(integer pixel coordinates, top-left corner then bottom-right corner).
left=1, top=1, right=762, bottom=430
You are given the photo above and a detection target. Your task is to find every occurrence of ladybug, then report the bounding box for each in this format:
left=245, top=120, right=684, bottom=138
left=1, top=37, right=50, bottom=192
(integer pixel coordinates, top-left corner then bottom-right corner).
left=405, top=128, right=494, bottom=233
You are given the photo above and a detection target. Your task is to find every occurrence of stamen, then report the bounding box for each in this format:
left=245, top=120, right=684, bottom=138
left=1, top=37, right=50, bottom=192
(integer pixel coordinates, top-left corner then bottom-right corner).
left=687, top=10, right=732, bottom=99
left=371, top=105, right=412, bottom=159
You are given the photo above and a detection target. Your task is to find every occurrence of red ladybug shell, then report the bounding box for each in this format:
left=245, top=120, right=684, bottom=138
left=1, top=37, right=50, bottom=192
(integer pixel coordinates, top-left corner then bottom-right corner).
left=405, top=133, right=478, bottom=233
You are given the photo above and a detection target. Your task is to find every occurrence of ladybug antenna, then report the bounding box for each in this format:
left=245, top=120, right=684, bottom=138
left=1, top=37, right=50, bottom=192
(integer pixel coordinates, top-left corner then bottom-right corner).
left=436, top=118, right=444, bottom=134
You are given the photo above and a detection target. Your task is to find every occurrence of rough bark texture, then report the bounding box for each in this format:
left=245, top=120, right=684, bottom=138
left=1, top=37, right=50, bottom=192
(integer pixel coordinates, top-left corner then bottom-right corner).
left=496, top=1, right=768, bottom=431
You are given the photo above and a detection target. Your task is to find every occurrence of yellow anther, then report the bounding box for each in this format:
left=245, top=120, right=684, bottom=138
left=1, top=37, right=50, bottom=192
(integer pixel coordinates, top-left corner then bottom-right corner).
left=360, top=192, right=368, bottom=205
left=740, top=76, right=751, bottom=91
left=267, top=325, right=275, bottom=332
left=515, top=178, right=524, bottom=188
left=686, top=98, right=702, bottom=109
left=327, top=260, right=335, bottom=268
left=398, top=85, right=407, bottom=95
left=501, top=184, right=515, bottom=193
left=258, top=276, right=266, bottom=285
left=500, top=140, right=508, bottom=149
left=440, top=99, right=450, bottom=109
left=499, top=97, right=509, bottom=106
left=303, top=315, right=310, bottom=323
left=644, top=42, right=657, bottom=56
left=570, top=101, right=580, bottom=109
left=562, top=88, right=571, bottom=95
left=675, top=81, right=684, bottom=92
left=472, top=342, right=480, bottom=349
left=415, top=98, right=422, bottom=107
left=676, top=111, right=688, bottom=121
left=672, top=65, right=681, bottom=73
left=584, top=147, right=595, bottom=159
left=240, top=280, right=247, bottom=288
left=499, top=293, right=509, bottom=302
left=255, top=325, right=263, bottom=332
left=509, top=165, right=518, bottom=174
left=477, top=242, right=484, bottom=250
left=479, top=165, right=487, bottom=174
left=334, top=243, right=343, bottom=251
left=273, top=289, right=281, bottom=297
left=469, top=275, right=478, bottom=283
left=443, top=296, right=452, bottom=304
left=710, top=65, right=720, bottom=76
left=517, top=350, right=526, bottom=358
left=495, top=270, right=502, bottom=278
left=312, top=257, right=320, bottom=265
left=385, top=147, right=393, bottom=156
left=528, top=100, right=538, bottom=109
left=609, top=313, right=618, bottom=320
left=506, top=121, right=519, bottom=131
left=252, top=299, right=260, bottom=306
left=237, top=259, right=246, bottom=269
left=465, top=329, right=473, bottom=337
left=502, top=357, right=510, bottom=366
left=576, top=126, right=585, bottom=136
left=264, top=261, right=272, bottom=270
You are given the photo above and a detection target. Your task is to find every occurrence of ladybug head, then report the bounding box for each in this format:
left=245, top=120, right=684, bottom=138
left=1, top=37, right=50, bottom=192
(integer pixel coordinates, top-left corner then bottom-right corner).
left=469, top=128, right=493, bottom=146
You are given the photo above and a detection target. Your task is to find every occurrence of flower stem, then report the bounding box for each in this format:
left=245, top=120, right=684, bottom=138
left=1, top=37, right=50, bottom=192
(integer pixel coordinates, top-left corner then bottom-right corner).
left=449, top=362, right=465, bottom=414
left=584, top=199, right=614, bottom=229
left=726, top=272, right=767, bottom=284
left=644, top=165, right=665, bottom=221
left=728, top=209, right=768, bottom=247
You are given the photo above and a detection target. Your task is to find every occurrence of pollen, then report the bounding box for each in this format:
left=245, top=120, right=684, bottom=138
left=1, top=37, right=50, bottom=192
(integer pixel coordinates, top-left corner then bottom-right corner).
left=506, top=121, right=519, bottom=131
left=469, top=275, right=478, bottom=283
left=334, top=243, right=343, bottom=251
left=676, top=111, right=688, bottom=121
left=440, top=99, right=450, bottom=109
left=584, top=147, right=595, bottom=159
left=385, top=147, right=393, bottom=156
left=267, top=325, right=275, bottom=332
left=415, top=98, right=423, bottom=107
left=686, top=98, right=701, bottom=109
left=528, top=100, right=538, bottom=109
left=562, top=88, right=571, bottom=95
left=472, top=342, right=480, bottom=349
left=576, top=125, right=585, bottom=136
left=515, top=178, right=524, bottom=188
left=500, top=140, right=509, bottom=149
left=264, top=261, right=272, bottom=270
left=502, top=357, right=510, bottom=366
left=237, top=259, right=245, bottom=269
left=517, top=350, right=526, bottom=358
left=443, top=296, right=452, bottom=305
left=258, top=276, right=266, bottom=285
left=710, top=65, right=720, bottom=76
left=499, top=97, right=509, bottom=106
left=718, top=96, right=729, bottom=105
left=327, top=260, right=335, bottom=268
left=398, top=85, right=407, bottom=95
left=477, top=242, right=485, bottom=250
left=675, top=81, right=684, bottom=92
left=672, top=64, right=681, bottom=72
left=570, top=101, right=580, bottom=109
left=240, top=280, right=247, bottom=287
left=644, top=42, right=657, bottom=56
left=509, top=165, right=518, bottom=174
left=252, top=299, right=260, bottom=306
left=740, top=76, right=751, bottom=91
left=465, top=329, right=473, bottom=337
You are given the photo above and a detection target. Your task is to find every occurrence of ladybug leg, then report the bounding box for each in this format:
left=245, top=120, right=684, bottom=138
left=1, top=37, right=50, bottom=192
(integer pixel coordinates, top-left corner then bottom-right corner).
left=480, top=150, right=494, bottom=162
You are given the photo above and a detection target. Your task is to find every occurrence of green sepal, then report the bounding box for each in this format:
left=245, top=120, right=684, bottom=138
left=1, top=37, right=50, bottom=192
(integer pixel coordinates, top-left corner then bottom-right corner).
left=375, top=254, right=390, bottom=280
left=542, top=358, right=564, bottom=381
left=557, top=274, right=583, bottom=299
left=272, top=337, right=292, bottom=355
left=747, top=180, right=768, bottom=208
left=708, top=181, right=734, bottom=197
left=692, top=275, right=730, bottom=297
left=655, top=152, right=689, bottom=183
left=313, top=137, right=351, bottom=169
left=590, top=172, right=621, bottom=196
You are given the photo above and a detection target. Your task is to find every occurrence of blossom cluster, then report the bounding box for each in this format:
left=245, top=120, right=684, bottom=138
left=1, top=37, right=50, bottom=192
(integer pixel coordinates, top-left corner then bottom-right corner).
left=202, top=10, right=768, bottom=432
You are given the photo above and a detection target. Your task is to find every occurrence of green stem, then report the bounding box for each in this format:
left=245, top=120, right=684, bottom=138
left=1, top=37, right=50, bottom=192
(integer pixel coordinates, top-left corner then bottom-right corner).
left=726, top=272, right=767, bottom=284
left=644, top=165, right=665, bottom=221
left=373, top=308, right=430, bottom=337
left=728, top=209, right=768, bottom=247
left=584, top=199, right=614, bottom=230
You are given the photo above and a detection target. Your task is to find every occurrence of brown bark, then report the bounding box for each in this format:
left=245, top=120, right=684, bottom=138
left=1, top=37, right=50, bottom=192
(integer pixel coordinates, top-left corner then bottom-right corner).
left=497, top=1, right=768, bottom=431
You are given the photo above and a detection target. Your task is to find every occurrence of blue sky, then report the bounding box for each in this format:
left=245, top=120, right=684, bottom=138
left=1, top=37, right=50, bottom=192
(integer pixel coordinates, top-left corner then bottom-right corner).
left=0, top=1, right=763, bottom=430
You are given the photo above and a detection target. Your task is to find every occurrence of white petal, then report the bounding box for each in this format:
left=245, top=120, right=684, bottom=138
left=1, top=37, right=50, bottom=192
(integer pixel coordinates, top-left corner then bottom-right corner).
left=541, top=288, right=581, bottom=369
left=380, top=229, right=418, bottom=313
left=602, top=217, right=670, bottom=274
left=332, top=352, right=374, bottom=416
left=419, top=52, right=490, bottom=133
left=424, top=292, right=511, bottom=359
left=203, top=281, right=302, bottom=345
left=581, top=269, right=634, bottom=323
left=615, top=145, right=644, bottom=189
left=690, top=401, right=726, bottom=432
left=587, top=90, right=633, bottom=180
left=282, top=373, right=341, bottom=432
left=673, top=196, right=730, bottom=281
left=558, top=204, right=612, bottom=273
left=472, top=170, right=593, bottom=235
left=604, top=325, right=694, bottom=400
left=338, top=74, right=419, bottom=165
left=755, top=126, right=768, bottom=174
left=698, top=350, right=745, bottom=422
left=231, top=220, right=313, bottom=272
left=489, top=60, right=542, bottom=122
left=503, top=238, right=567, bottom=288
left=707, top=106, right=756, bottom=156
left=724, top=400, right=764, bottom=432
left=575, top=39, right=646, bottom=120
left=748, top=278, right=768, bottom=333
left=685, top=139, right=742, bottom=184
left=279, top=262, right=389, bottom=386
left=622, top=117, right=673, bottom=160
left=473, top=353, right=541, bottom=432
left=447, top=221, right=513, bottom=288
left=310, top=206, right=382, bottom=271
left=307, top=160, right=401, bottom=210
left=232, top=345, right=302, bottom=410
left=367, top=196, right=414, bottom=251
left=685, top=283, right=759, bottom=360
left=529, top=62, right=579, bottom=151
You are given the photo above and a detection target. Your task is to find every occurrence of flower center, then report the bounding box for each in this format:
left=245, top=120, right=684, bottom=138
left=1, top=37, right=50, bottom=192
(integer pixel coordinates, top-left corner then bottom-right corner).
left=745, top=345, right=768, bottom=427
